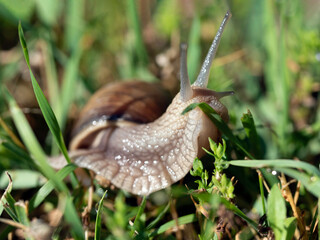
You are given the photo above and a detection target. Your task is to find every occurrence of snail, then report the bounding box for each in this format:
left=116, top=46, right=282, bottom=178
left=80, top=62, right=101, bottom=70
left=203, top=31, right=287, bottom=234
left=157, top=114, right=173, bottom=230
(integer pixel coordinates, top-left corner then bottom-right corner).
left=50, top=11, right=233, bottom=196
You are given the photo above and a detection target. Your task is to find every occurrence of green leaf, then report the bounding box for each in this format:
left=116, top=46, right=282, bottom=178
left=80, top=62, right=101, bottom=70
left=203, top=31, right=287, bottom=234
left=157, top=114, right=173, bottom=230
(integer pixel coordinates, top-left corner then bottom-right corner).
left=262, top=0, right=291, bottom=155
left=59, top=50, right=82, bottom=130
left=241, top=110, right=262, bottom=158
left=1, top=141, right=34, bottom=168
left=126, top=0, right=148, bottom=66
left=202, top=147, right=215, bottom=157
left=209, top=137, right=218, bottom=154
left=63, top=195, right=85, bottom=239
left=203, top=170, right=209, bottom=183
left=113, top=192, right=128, bottom=229
left=220, top=197, right=258, bottom=231
left=283, top=217, right=296, bottom=240
left=182, top=103, right=254, bottom=159
left=18, top=22, right=79, bottom=187
left=4, top=87, right=68, bottom=193
left=29, top=164, right=77, bottom=210
left=234, top=227, right=254, bottom=240
left=276, top=167, right=320, bottom=198
left=149, top=214, right=196, bottom=237
left=194, top=180, right=205, bottom=190
left=258, top=171, right=267, bottom=216
left=267, top=185, right=286, bottom=239
left=309, top=207, right=318, bottom=239
left=153, top=0, right=180, bottom=37
left=0, top=172, right=15, bottom=218
left=0, top=170, right=46, bottom=189
left=35, top=0, right=62, bottom=26
left=190, top=157, right=203, bottom=177
left=95, top=190, right=108, bottom=240
left=64, top=0, right=84, bottom=52
left=229, top=159, right=320, bottom=198
left=0, top=226, right=15, bottom=240
left=131, top=196, right=147, bottom=235
left=15, top=201, right=30, bottom=227
left=228, top=159, right=320, bottom=177
left=146, top=202, right=170, bottom=230
left=18, top=23, right=71, bottom=164
left=0, top=173, right=19, bottom=222
left=0, top=0, right=35, bottom=22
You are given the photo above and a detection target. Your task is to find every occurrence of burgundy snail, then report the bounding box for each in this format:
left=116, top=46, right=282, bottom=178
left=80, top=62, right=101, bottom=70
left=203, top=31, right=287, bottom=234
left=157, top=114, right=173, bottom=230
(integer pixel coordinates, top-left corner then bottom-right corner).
left=50, top=11, right=233, bottom=195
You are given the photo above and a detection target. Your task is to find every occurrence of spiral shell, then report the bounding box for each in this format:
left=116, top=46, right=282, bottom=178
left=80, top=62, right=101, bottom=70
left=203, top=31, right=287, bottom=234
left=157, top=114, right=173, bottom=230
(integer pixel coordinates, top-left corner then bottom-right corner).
left=70, top=81, right=171, bottom=150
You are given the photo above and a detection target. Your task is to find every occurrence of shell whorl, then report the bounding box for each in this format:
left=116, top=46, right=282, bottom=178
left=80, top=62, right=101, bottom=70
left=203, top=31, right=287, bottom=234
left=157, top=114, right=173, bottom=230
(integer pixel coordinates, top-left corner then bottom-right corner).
left=70, top=81, right=171, bottom=150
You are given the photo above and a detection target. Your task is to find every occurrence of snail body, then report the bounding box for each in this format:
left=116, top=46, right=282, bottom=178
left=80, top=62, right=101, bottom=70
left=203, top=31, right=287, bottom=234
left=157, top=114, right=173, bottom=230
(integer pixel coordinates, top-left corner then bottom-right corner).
left=50, top=12, right=232, bottom=195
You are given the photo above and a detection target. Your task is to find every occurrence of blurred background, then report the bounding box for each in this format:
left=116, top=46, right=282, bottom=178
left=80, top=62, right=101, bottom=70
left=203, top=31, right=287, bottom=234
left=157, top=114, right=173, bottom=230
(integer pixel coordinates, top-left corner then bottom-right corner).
left=0, top=0, right=319, bottom=170
left=0, top=1, right=320, bottom=238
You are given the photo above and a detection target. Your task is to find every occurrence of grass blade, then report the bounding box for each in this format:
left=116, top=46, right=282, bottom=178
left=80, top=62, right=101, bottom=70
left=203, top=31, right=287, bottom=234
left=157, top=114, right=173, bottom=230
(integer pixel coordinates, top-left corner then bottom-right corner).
left=229, top=159, right=320, bottom=177
left=4, top=87, right=68, bottom=193
left=18, top=22, right=79, bottom=187
left=309, top=207, right=318, bottom=239
left=29, top=163, right=77, bottom=210
left=0, top=172, right=14, bottom=216
left=0, top=116, right=24, bottom=149
left=15, top=201, right=30, bottom=227
left=318, top=198, right=320, bottom=240
left=149, top=213, right=196, bottom=237
left=41, top=34, right=61, bottom=119
left=64, top=0, right=84, bottom=52
left=276, top=168, right=320, bottom=198
left=283, top=217, right=296, bottom=240
left=94, top=190, right=108, bottom=240
left=0, top=173, right=18, bottom=222
left=241, top=110, right=262, bottom=158
left=58, top=50, right=81, bottom=130
left=257, top=171, right=266, bottom=216
left=18, top=23, right=71, bottom=165
left=0, top=226, right=15, bottom=239
left=220, top=197, right=259, bottom=231
left=127, top=0, right=148, bottom=66
left=63, top=195, right=85, bottom=239
left=146, top=201, right=170, bottom=230
left=0, top=170, right=45, bottom=189
left=2, top=141, right=34, bottom=168
left=182, top=102, right=254, bottom=159
left=267, top=185, right=286, bottom=239
left=187, top=14, right=201, bottom=82
left=131, top=196, right=147, bottom=236
left=229, top=160, right=320, bottom=198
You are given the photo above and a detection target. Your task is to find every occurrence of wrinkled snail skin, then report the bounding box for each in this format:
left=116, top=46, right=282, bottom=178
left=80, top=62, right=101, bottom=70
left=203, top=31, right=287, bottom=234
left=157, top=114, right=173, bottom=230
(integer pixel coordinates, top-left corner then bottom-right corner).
left=49, top=11, right=232, bottom=196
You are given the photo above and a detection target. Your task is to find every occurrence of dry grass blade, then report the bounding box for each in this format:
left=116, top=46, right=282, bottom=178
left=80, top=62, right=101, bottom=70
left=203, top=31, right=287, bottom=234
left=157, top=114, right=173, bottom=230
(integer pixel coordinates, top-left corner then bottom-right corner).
left=0, top=117, right=25, bottom=149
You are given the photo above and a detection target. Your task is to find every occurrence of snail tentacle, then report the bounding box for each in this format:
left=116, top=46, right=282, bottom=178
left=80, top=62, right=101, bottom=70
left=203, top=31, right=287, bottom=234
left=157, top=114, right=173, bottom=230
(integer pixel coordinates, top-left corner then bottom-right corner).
left=214, top=90, right=235, bottom=99
left=193, top=11, right=231, bottom=88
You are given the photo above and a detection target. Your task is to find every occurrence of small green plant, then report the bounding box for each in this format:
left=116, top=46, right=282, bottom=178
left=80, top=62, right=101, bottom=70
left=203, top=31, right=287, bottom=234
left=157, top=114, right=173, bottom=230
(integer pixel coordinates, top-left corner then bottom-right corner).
left=190, top=139, right=234, bottom=200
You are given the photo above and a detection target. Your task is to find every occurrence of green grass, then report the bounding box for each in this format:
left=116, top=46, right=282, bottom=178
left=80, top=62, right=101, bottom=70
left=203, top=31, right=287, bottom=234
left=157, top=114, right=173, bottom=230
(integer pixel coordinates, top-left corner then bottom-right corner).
left=0, top=0, right=320, bottom=239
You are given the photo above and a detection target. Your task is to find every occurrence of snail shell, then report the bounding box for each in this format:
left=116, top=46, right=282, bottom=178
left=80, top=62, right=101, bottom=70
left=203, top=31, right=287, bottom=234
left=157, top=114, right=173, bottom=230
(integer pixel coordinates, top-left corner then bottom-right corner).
left=50, top=11, right=232, bottom=195
left=69, top=81, right=172, bottom=150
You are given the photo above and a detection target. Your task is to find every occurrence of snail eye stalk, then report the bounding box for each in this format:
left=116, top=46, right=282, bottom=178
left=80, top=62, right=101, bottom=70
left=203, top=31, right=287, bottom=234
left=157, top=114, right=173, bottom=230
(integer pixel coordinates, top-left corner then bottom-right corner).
left=193, top=11, right=231, bottom=88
